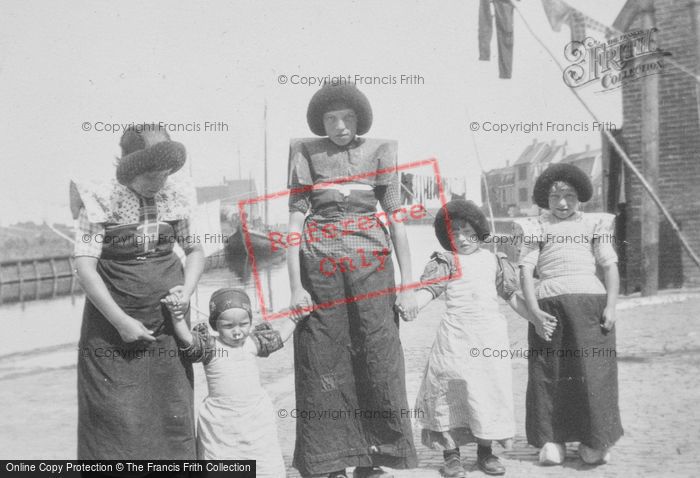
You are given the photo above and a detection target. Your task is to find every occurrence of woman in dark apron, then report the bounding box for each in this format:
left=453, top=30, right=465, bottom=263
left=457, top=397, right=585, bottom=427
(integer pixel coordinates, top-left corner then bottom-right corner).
left=71, top=125, right=205, bottom=459
left=287, top=84, right=419, bottom=478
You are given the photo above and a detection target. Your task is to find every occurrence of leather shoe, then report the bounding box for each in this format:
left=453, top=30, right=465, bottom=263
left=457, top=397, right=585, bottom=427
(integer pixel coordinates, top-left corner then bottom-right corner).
left=327, top=471, right=349, bottom=478
left=353, top=467, right=393, bottom=478
left=442, top=456, right=465, bottom=477
left=477, top=454, right=506, bottom=475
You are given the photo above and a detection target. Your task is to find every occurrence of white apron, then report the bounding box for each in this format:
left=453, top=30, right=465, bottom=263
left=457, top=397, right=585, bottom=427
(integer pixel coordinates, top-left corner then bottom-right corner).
left=415, top=249, right=515, bottom=444
left=197, top=337, right=286, bottom=477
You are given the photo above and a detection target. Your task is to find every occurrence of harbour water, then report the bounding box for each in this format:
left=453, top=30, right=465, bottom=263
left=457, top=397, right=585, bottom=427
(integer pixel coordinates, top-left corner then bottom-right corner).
left=0, top=225, right=441, bottom=364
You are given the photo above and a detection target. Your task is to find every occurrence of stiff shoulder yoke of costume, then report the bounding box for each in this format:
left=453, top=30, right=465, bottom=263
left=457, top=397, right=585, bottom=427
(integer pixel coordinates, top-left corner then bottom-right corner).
left=69, top=173, right=196, bottom=223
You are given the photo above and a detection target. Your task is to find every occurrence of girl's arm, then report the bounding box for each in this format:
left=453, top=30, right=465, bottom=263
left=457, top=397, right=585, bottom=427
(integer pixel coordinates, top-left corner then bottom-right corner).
left=506, top=291, right=531, bottom=320
left=396, top=288, right=434, bottom=320
left=403, top=253, right=451, bottom=320
left=390, top=221, right=419, bottom=320
left=75, top=256, right=156, bottom=343
left=172, top=319, right=193, bottom=345
left=182, top=244, right=205, bottom=299
left=519, top=265, right=557, bottom=341
left=167, top=317, right=211, bottom=364
left=519, top=265, right=540, bottom=315
left=268, top=314, right=306, bottom=343
left=592, top=214, right=619, bottom=331
left=288, top=211, right=313, bottom=313
left=506, top=292, right=557, bottom=338
left=601, top=263, right=619, bottom=331
left=165, top=243, right=206, bottom=316
left=162, top=295, right=194, bottom=346
left=415, top=289, right=435, bottom=311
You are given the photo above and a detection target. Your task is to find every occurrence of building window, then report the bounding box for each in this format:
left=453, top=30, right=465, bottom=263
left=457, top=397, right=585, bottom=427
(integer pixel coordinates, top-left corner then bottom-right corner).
left=519, top=188, right=528, bottom=202
left=518, top=165, right=527, bottom=180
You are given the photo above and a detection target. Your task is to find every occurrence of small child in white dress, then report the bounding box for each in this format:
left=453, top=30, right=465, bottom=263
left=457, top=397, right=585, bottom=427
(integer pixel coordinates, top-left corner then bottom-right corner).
left=165, top=287, right=306, bottom=478
left=404, top=200, right=555, bottom=478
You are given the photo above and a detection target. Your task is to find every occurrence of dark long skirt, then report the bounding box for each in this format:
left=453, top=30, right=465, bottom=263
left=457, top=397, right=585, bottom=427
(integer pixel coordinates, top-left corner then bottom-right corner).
left=526, top=293, right=623, bottom=450
left=292, top=253, right=417, bottom=476
left=77, top=253, right=196, bottom=459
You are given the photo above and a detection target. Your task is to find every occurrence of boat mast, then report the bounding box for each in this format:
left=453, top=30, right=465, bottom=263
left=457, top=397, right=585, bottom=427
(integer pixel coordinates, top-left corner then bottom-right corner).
left=263, top=100, right=269, bottom=228
left=237, top=145, right=241, bottom=180
left=264, top=99, right=273, bottom=310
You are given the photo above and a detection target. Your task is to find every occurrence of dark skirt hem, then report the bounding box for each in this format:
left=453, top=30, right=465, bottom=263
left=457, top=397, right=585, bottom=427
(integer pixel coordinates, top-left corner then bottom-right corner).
left=525, top=293, right=623, bottom=452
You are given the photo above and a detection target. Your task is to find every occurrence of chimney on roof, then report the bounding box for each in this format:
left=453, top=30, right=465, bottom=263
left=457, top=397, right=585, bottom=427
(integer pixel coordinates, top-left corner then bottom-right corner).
left=585, top=144, right=590, bottom=152
left=506, top=160, right=509, bottom=167
left=532, top=138, right=537, bottom=145
left=223, top=176, right=226, bottom=183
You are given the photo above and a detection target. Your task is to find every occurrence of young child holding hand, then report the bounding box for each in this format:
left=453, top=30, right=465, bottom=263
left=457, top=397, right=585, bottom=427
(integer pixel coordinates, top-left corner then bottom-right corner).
left=407, top=199, right=554, bottom=477
left=164, top=288, right=307, bottom=478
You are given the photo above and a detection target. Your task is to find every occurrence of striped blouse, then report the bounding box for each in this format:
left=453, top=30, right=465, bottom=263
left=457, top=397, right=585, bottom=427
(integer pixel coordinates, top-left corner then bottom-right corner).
left=517, top=211, right=618, bottom=299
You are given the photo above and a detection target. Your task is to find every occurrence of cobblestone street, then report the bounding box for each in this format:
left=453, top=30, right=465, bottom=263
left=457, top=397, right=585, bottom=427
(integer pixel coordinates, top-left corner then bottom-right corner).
left=272, top=294, right=700, bottom=477
left=1, top=293, right=699, bottom=477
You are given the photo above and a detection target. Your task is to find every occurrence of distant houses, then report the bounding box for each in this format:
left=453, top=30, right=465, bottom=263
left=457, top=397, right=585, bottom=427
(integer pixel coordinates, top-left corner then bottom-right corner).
left=482, top=140, right=603, bottom=216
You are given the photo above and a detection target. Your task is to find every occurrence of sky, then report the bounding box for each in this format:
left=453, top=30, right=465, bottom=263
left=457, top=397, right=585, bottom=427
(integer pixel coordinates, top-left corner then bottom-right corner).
left=0, top=0, right=627, bottom=226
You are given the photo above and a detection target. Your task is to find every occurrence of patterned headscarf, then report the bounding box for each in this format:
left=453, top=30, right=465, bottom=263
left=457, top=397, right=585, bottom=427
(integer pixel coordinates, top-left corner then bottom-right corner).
left=208, top=288, right=252, bottom=329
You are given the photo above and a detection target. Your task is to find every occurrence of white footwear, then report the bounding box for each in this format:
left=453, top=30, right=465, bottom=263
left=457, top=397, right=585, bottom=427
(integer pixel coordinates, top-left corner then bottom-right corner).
left=538, top=442, right=566, bottom=465
left=578, top=443, right=611, bottom=465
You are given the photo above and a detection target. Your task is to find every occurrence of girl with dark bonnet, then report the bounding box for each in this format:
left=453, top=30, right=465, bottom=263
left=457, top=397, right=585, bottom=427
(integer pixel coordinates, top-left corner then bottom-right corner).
left=70, top=124, right=205, bottom=460
left=286, top=83, right=418, bottom=478
left=164, top=287, right=307, bottom=477
left=410, top=199, right=546, bottom=477
left=518, top=163, right=622, bottom=466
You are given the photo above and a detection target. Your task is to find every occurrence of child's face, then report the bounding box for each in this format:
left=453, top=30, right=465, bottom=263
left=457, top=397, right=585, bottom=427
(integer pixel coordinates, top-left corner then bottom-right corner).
left=548, top=181, right=579, bottom=219
left=450, top=219, right=480, bottom=255
left=215, top=308, right=252, bottom=348
left=323, top=108, right=357, bottom=146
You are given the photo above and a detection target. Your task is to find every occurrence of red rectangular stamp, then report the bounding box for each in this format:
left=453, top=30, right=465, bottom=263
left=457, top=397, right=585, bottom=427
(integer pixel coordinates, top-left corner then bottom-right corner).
left=238, top=157, right=461, bottom=321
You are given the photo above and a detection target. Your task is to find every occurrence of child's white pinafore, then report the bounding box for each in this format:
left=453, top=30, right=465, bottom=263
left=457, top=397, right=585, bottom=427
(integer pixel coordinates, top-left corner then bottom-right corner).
left=197, top=337, right=286, bottom=477
left=415, top=249, right=515, bottom=447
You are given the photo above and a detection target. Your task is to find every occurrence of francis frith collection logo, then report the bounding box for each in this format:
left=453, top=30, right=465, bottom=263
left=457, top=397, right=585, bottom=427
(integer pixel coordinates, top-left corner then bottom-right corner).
left=563, top=28, right=670, bottom=92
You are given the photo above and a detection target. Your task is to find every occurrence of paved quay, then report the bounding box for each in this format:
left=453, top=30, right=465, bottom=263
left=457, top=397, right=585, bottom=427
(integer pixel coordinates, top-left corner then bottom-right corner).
left=1, top=291, right=699, bottom=477
left=274, top=293, right=700, bottom=477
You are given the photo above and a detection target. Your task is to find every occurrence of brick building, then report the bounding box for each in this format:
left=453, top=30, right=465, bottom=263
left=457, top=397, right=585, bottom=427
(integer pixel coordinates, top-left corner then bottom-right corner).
left=608, top=0, right=700, bottom=292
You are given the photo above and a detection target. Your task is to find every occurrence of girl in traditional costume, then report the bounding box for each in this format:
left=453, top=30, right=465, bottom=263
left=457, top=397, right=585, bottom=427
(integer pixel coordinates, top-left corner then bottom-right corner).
left=411, top=199, right=548, bottom=477
left=71, top=125, right=205, bottom=459
left=518, top=163, right=622, bottom=466
left=286, top=83, right=418, bottom=478
left=165, top=287, right=306, bottom=477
